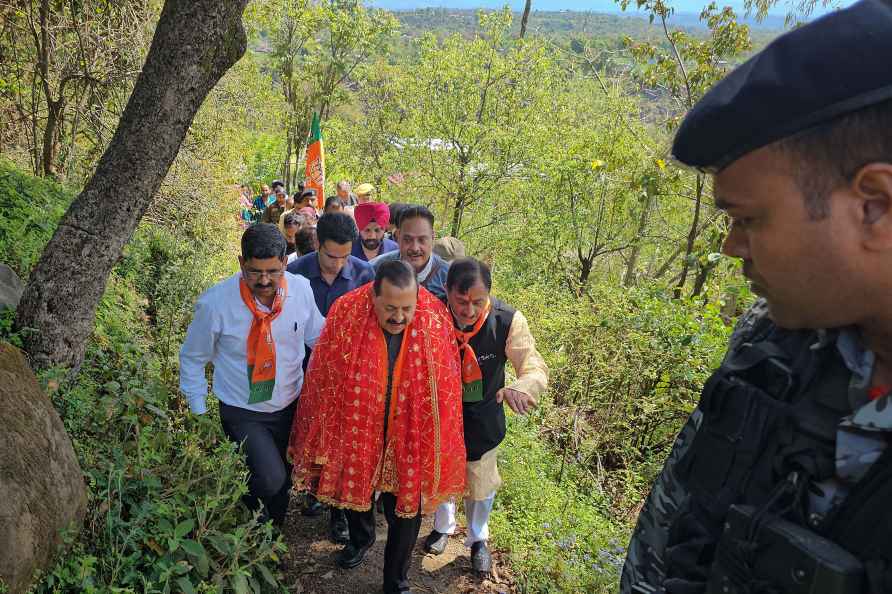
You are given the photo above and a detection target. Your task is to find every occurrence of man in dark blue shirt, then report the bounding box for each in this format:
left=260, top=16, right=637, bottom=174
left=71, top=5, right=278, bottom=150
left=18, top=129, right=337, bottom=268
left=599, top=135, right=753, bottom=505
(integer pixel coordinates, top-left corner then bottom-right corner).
left=286, top=212, right=374, bottom=544
left=288, top=212, right=375, bottom=317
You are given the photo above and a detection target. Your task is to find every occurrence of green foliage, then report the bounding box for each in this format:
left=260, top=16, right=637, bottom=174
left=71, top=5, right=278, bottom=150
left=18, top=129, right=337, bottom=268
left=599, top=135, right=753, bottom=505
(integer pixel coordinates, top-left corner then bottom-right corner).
left=0, top=1, right=156, bottom=180
left=0, top=163, right=286, bottom=593
left=0, top=2, right=776, bottom=591
left=0, top=159, right=72, bottom=277
left=500, top=282, right=735, bottom=520
left=246, top=0, right=399, bottom=190
left=35, top=277, right=286, bottom=592
left=623, top=0, right=752, bottom=120
left=493, top=415, right=625, bottom=593
left=329, top=9, right=558, bottom=236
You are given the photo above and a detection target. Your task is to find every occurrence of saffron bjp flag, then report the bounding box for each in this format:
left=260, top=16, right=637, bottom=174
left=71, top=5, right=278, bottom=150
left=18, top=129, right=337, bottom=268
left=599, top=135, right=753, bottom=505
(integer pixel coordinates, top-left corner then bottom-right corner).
left=305, top=113, right=325, bottom=209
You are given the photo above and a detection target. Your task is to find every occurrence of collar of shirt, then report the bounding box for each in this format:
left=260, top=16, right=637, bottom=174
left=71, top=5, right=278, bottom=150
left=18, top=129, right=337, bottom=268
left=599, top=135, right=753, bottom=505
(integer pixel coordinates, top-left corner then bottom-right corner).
left=813, top=326, right=892, bottom=431
left=302, top=251, right=354, bottom=282
left=351, top=239, right=370, bottom=261
left=416, top=254, right=435, bottom=283
left=237, top=272, right=274, bottom=313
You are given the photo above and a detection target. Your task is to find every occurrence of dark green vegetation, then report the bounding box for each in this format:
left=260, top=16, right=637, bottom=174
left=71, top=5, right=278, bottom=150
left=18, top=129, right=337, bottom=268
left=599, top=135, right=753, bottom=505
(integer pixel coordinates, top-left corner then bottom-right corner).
left=1, top=160, right=286, bottom=591
left=0, top=0, right=773, bottom=590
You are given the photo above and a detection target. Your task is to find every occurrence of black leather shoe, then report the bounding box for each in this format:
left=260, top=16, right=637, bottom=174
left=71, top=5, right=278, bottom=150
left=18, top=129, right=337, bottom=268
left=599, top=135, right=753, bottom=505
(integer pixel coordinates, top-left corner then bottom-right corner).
left=423, top=530, right=448, bottom=555
left=302, top=494, right=325, bottom=517
left=471, top=541, right=492, bottom=574
left=337, top=543, right=371, bottom=569
left=329, top=508, right=349, bottom=544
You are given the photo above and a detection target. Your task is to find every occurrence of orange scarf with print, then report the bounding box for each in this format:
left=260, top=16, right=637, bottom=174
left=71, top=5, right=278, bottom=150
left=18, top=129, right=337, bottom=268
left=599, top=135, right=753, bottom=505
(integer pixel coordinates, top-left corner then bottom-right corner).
left=454, top=300, right=491, bottom=403
left=288, top=283, right=466, bottom=517
left=239, top=276, right=286, bottom=404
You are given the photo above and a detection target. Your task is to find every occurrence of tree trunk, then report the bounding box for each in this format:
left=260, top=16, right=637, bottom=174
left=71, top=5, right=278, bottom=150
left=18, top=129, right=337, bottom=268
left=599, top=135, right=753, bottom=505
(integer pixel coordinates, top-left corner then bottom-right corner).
left=283, top=135, right=292, bottom=192
left=519, top=0, right=532, bottom=38
left=673, top=173, right=705, bottom=299
left=623, top=192, right=654, bottom=287
left=15, top=0, right=249, bottom=372
left=41, top=97, right=63, bottom=178
left=450, top=193, right=465, bottom=238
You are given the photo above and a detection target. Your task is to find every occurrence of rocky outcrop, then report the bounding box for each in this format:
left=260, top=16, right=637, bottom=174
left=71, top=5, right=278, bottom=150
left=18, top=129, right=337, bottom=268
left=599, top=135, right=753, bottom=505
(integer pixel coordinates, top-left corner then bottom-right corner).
left=0, top=264, right=23, bottom=310
left=0, top=342, right=86, bottom=593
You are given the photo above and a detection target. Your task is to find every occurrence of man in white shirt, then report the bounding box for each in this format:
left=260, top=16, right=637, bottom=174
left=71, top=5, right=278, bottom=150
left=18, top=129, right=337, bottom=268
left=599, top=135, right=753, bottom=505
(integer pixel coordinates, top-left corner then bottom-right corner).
left=179, top=223, right=325, bottom=527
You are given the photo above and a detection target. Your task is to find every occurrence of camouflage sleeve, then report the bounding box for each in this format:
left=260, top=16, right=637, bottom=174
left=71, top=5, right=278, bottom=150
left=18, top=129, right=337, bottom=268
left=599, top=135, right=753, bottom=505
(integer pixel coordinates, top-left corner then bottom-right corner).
left=619, top=408, right=702, bottom=594
left=620, top=298, right=770, bottom=593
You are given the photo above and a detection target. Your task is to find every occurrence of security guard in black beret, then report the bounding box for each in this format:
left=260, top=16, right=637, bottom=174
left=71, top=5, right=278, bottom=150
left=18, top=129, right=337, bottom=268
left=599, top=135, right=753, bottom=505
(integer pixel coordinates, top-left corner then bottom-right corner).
left=622, top=1, right=892, bottom=592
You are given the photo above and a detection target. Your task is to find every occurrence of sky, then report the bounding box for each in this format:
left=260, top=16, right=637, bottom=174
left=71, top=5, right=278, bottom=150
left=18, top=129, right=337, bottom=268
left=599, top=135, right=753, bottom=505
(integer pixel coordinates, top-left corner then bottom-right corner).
left=368, top=0, right=852, bottom=19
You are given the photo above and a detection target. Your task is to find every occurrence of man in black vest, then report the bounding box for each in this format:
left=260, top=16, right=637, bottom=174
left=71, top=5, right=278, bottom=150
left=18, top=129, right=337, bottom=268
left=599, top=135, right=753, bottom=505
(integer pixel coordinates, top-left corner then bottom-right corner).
left=622, top=2, right=892, bottom=592
left=422, top=257, right=548, bottom=573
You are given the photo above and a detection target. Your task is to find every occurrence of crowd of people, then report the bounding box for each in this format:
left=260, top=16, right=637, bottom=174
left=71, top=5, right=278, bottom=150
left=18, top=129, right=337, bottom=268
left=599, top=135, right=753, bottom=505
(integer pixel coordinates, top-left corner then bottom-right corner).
left=182, top=180, right=548, bottom=594
left=215, top=2, right=892, bottom=592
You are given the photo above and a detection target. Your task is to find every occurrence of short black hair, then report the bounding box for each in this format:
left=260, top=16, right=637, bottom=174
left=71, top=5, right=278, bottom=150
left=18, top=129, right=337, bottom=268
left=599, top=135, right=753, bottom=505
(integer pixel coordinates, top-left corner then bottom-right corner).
left=316, top=212, right=358, bottom=246
left=398, top=204, right=435, bottom=231
left=771, top=97, right=892, bottom=219
left=374, top=260, right=417, bottom=295
left=271, top=180, right=285, bottom=190
left=324, top=196, right=342, bottom=209
left=241, top=223, right=286, bottom=260
left=389, top=202, right=409, bottom=227
left=295, top=227, right=318, bottom=256
left=295, top=188, right=317, bottom=201
left=447, top=257, right=492, bottom=293
left=283, top=212, right=300, bottom=226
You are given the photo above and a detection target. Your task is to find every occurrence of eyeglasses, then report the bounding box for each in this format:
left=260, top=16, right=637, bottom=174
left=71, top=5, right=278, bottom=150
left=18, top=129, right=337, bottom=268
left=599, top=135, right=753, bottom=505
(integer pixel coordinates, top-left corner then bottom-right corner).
left=243, top=269, right=283, bottom=281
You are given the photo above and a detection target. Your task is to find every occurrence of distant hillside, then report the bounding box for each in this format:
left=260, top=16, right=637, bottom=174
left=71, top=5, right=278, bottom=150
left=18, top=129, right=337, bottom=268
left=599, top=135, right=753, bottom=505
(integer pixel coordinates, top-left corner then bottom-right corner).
left=390, top=7, right=782, bottom=46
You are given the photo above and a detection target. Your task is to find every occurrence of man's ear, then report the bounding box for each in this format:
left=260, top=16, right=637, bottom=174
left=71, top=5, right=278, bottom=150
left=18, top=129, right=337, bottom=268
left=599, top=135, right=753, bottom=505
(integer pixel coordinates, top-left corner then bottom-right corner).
left=238, top=255, right=245, bottom=267
left=852, top=163, right=892, bottom=251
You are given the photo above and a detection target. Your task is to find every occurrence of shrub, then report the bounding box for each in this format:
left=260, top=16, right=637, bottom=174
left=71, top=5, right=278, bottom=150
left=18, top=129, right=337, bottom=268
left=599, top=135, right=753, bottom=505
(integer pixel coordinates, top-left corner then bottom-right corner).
left=0, top=162, right=287, bottom=593
left=0, top=159, right=72, bottom=277
left=506, top=283, right=732, bottom=519
left=493, top=415, right=625, bottom=593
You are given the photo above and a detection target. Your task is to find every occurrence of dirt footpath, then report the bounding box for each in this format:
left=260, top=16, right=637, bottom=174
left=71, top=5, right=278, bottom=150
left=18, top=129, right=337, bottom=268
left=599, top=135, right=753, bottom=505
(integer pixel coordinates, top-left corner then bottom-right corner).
left=280, top=498, right=517, bottom=594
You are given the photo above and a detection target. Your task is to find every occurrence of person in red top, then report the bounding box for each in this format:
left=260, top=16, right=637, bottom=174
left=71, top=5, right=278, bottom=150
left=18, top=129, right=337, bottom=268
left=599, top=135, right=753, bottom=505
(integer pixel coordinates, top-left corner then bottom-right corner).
left=288, top=260, right=466, bottom=594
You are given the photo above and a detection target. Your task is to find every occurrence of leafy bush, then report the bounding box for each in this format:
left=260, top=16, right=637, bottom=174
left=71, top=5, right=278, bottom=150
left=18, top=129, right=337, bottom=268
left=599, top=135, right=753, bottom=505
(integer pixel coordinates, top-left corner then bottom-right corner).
left=0, top=162, right=287, bottom=592
left=505, top=283, right=733, bottom=519
left=483, top=281, right=740, bottom=592
left=493, top=415, right=626, bottom=593
left=0, top=159, right=72, bottom=277
left=31, top=276, right=287, bottom=593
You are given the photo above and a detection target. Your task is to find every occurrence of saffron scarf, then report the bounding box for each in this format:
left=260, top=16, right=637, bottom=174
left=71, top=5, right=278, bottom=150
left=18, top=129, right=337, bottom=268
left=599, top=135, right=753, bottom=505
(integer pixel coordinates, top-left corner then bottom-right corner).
left=288, top=284, right=466, bottom=517
left=239, top=276, right=287, bottom=404
left=454, top=300, right=491, bottom=403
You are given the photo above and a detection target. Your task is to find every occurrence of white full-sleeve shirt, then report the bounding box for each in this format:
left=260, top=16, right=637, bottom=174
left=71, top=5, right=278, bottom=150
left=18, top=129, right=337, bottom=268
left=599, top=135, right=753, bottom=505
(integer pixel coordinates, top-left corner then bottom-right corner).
left=179, top=271, right=325, bottom=415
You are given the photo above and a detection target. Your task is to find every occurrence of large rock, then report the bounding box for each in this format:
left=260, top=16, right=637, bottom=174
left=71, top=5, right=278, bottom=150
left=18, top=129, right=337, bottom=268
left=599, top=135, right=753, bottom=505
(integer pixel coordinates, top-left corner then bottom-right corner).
left=0, top=264, right=23, bottom=310
left=0, top=342, right=86, bottom=593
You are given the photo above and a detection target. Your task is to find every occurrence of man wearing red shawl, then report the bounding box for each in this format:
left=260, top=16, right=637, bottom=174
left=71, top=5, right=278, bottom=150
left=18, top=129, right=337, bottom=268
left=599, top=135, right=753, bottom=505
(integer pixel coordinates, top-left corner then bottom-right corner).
left=288, top=260, right=466, bottom=594
left=352, top=201, right=399, bottom=262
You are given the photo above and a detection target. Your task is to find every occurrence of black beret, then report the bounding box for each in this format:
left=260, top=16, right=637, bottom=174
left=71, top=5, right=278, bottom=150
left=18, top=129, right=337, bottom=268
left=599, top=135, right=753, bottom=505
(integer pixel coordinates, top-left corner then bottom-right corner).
left=672, top=0, right=892, bottom=171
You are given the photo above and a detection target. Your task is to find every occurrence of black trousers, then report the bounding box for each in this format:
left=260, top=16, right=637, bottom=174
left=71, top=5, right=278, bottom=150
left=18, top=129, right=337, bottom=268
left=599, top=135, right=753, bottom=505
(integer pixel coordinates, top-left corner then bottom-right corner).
left=344, top=493, right=422, bottom=594
left=219, top=400, right=296, bottom=526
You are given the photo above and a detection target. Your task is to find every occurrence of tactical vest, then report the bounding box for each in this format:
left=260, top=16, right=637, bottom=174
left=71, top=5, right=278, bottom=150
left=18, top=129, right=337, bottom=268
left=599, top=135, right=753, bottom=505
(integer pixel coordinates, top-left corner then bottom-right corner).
left=664, top=317, right=892, bottom=594
left=463, top=297, right=515, bottom=461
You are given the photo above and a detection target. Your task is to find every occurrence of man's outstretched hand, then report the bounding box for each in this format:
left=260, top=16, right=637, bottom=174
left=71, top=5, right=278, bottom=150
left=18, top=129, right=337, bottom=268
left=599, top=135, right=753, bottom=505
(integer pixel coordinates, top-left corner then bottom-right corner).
left=496, top=388, right=537, bottom=415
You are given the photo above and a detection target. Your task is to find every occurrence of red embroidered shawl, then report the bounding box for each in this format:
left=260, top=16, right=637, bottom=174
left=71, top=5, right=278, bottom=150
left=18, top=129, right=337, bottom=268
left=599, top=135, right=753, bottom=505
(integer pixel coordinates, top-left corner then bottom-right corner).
left=288, top=284, right=466, bottom=517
